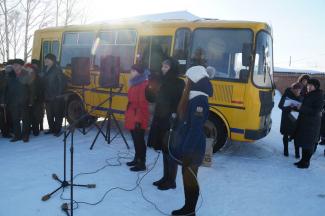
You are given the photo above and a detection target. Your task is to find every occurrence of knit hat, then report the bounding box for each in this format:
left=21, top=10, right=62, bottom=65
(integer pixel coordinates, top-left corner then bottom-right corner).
left=185, top=65, right=209, bottom=83
left=131, top=64, right=145, bottom=74
left=45, top=53, right=57, bottom=62
left=307, top=78, right=320, bottom=90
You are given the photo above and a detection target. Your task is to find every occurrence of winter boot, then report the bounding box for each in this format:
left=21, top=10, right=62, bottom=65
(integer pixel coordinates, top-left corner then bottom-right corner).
left=10, top=137, right=21, bottom=142
left=153, top=154, right=169, bottom=186
left=157, top=181, right=176, bottom=190
left=126, top=158, right=137, bottom=167
left=130, top=159, right=146, bottom=172
left=171, top=205, right=194, bottom=216
left=283, top=145, right=289, bottom=157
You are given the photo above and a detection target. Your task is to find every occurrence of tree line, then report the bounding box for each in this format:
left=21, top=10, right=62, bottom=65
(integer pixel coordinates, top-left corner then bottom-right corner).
left=0, top=0, right=87, bottom=62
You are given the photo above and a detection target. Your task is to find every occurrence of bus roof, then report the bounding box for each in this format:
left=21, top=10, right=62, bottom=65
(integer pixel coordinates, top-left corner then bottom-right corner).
left=35, top=19, right=271, bottom=34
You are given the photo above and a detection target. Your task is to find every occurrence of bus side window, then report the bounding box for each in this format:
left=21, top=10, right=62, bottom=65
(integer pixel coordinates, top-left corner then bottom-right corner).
left=52, top=41, right=60, bottom=61
left=173, top=28, right=191, bottom=74
left=137, top=36, right=171, bottom=76
left=94, top=30, right=137, bottom=72
left=60, top=32, right=95, bottom=68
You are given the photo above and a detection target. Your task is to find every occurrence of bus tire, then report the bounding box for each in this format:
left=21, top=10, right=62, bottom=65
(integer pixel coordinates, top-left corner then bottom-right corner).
left=204, top=114, right=228, bottom=153
left=67, top=96, right=96, bottom=128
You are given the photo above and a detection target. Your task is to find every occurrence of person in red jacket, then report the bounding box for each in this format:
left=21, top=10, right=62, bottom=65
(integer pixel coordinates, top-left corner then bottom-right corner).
left=125, top=64, right=149, bottom=171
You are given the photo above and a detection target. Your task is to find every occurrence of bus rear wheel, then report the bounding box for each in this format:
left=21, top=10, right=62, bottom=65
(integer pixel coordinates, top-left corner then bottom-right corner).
left=204, top=115, right=228, bottom=153
left=67, top=96, right=96, bottom=128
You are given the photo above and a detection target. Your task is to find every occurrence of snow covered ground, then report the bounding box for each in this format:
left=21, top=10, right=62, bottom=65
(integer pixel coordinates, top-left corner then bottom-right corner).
left=1, top=91, right=325, bottom=216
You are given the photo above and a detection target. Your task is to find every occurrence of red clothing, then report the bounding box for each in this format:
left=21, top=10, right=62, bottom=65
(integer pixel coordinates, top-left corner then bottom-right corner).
left=125, top=80, right=149, bottom=130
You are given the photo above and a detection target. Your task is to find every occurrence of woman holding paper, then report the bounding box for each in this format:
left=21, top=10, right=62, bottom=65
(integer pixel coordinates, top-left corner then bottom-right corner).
left=294, top=78, right=324, bottom=169
left=278, top=82, right=303, bottom=158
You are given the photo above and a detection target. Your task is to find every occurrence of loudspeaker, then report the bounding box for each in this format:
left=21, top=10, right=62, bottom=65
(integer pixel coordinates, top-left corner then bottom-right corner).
left=99, top=55, right=120, bottom=88
left=71, top=57, right=90, bottom=86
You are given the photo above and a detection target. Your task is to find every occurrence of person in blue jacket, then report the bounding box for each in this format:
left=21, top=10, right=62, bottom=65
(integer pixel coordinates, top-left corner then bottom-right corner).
left=170, top=65, right=213, bottom=216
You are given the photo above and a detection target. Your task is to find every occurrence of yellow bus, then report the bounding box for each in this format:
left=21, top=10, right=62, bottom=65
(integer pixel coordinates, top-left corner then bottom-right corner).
left=32, top=19, right=274, bottom=152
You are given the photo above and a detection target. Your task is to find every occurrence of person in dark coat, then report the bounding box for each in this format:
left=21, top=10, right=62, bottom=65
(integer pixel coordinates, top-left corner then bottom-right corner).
left=150, top=58, right=185, bottom=190
left=0, top=62, right=14, bottom=138
left=125, top=64, right=149, bottom=172
left=294, top=78, right=324, bottom=169
left=6, top=59, right=31, bottom=142
left=297, top=74, right=310, bottom=99
left=170, top=65, right=213, bottom=216
left=43, top=53, right=66, bottom=136
left=278, top=82, right=303, bottom=157
left=0, top=68, right=10, bottom=138
left=31, top=59, right=45, bottom=132
left=25, top=64, right=43, bottom=136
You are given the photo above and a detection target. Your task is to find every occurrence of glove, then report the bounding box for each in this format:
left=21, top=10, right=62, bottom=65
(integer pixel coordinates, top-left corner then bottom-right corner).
left=135, top=122, right=141, bottom=129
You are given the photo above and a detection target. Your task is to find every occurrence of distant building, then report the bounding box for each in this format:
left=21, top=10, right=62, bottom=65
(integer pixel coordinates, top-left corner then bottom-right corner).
left=273, top=67, right=325, bottom=94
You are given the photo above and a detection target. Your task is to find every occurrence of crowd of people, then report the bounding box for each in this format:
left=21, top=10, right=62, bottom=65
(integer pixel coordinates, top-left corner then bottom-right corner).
left=2, top=51, right=325, bottom=214
left=278, top=74, right=325, bottom=169
left=0, top=53, right=66, bottom=143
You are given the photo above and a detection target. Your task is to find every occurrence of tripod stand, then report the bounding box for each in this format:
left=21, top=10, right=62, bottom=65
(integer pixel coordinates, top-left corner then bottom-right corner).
left=42, top=94, right=96, bottom=202
left=90, top=87, right=129, bottom=150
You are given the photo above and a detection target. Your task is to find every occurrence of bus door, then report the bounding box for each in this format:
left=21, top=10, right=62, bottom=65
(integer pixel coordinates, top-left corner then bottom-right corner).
left=137, top=35, right=172, bottom=76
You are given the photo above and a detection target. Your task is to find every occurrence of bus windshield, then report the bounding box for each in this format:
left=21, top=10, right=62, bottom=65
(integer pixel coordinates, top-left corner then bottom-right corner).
left=189, top=29, right=253, bottom=80
left=253, top=31, right=274, bottom=88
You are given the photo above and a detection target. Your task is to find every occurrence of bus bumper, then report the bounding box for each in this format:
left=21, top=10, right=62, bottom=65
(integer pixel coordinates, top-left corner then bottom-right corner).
left=244, top=119, right=272, bottom=140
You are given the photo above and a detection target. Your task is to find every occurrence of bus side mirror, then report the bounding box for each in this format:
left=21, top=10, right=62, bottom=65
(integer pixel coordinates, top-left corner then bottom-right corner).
left=242, top=43, right=252, bottom=67
left=239, top=69, right=249, bottom=82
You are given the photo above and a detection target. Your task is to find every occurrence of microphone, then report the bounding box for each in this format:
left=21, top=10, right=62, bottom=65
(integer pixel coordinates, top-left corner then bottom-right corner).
left=61, top=203, right=70, bottom=216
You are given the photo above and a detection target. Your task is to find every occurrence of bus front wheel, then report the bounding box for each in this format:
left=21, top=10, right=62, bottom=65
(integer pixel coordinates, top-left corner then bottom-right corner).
left=204, top=115, right=228, bottom=153
left=67, top=96, right=96, bottom=128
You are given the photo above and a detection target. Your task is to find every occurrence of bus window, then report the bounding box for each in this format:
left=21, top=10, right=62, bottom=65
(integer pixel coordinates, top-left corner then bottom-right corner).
left=173, top=28, right=191, bottom=74
left=94, top=30, right=137, bottom=72
left=60, top=31, right=95, bottom=68
left=52, top=41, right=60, bottom=59
left=42, top=41, right=51, bottom=60
left=137, top=36, right=171, bottom=75
left=190, top=29, right=253, bottom=81
left=253, top=31, right=273, bottom=88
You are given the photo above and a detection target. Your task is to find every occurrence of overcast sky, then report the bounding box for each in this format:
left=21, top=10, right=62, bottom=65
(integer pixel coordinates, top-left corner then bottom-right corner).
left=86, top=0, right=325, bottom=71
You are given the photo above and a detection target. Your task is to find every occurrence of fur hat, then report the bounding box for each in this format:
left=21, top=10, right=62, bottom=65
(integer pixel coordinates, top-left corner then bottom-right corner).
left=12, top=59, right=25, bottom=65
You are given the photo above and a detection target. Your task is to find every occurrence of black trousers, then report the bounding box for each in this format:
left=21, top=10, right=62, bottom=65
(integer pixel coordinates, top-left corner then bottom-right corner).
left=283, top=134, right=300, bottom=156
left=10, top=104, right=30, bottom=139
left=301, top=148, right=313, bottom=165
left=162, top=152, right=178, bottom=183
left=45, top=99, right=63, bottom=133
left=130, top=129, right=146, bottom=162
left=30, top=103, right=43, bottom=135
left=182, top=165, right=199, bottom=212
left=0, top=106, right=12, bottom=136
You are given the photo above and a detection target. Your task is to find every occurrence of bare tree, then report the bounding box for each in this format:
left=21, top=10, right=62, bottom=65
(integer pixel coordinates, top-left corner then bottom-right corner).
left=55, top=0, right=63, bottom=26
left=20, top=0, right=52, bottom=61
left=8, top=9, right=23, bottom=58
left=0, top=0, right=21, bottom=61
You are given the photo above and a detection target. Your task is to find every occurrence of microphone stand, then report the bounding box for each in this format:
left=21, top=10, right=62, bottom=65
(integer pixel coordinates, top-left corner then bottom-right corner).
left=42, top=94, right=95, bottom=203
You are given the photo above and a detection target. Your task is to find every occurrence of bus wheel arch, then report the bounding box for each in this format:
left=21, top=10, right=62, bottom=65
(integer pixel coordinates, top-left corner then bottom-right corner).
left=66, top=92, right=96, bottom=128
left=204, top=110, right=229, bottom=153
